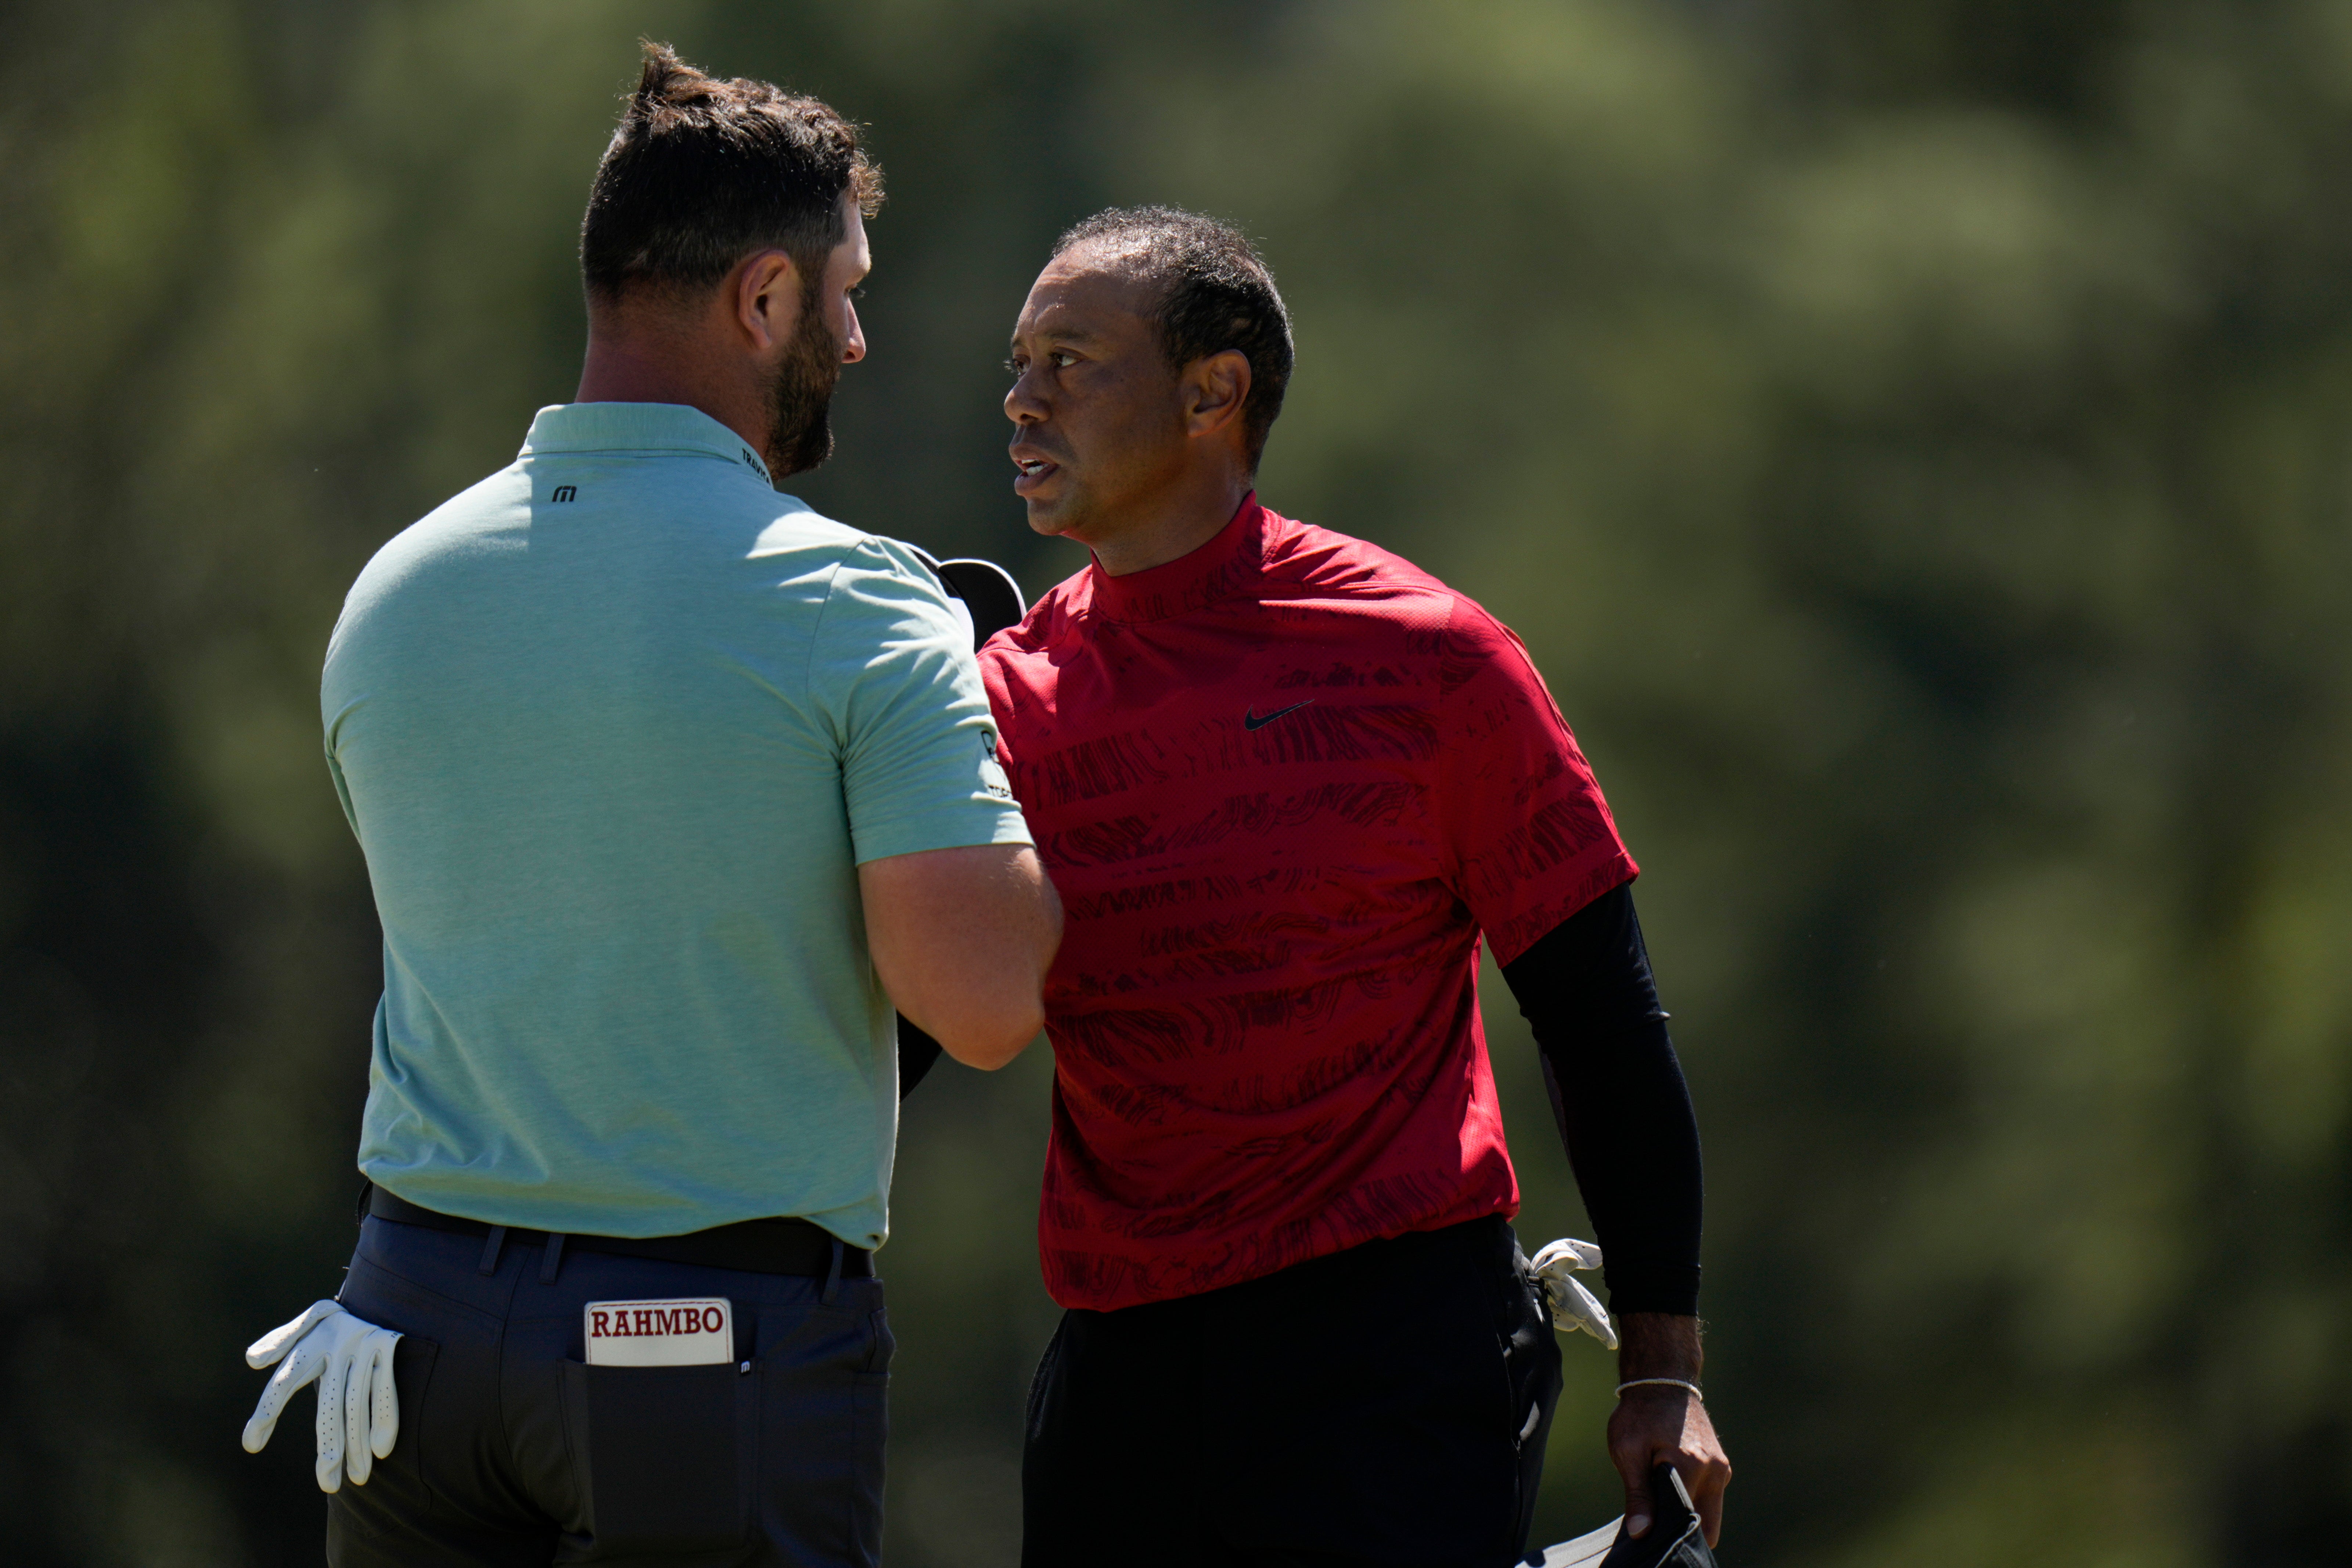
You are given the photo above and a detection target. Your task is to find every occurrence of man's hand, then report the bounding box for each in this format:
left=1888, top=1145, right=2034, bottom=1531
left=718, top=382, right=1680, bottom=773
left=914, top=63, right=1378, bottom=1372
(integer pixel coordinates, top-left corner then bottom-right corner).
left=241, top=1301, right=401, bottom=1492
left=1611, top=1312, right=1730, bottom=1547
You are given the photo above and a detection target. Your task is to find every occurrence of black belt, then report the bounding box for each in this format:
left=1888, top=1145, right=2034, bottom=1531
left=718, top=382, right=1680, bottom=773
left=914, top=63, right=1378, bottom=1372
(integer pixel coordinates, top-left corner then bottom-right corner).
left=364, top=1184, right=873, bottom=1279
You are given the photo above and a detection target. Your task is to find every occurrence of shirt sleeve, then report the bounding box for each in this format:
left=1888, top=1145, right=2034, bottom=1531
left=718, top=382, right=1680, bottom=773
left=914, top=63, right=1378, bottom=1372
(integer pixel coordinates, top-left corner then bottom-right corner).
left=810, top=538, right=1033, bottom=865
left=1435, top=600, right=1638, bottom=964
left=1499, top=884, right=1704, bottom=1316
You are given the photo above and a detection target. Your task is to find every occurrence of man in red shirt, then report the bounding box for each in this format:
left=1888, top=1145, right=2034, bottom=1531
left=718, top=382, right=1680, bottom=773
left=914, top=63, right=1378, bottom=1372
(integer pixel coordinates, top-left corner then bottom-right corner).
left=983, top=208, right=1730, bottom=1567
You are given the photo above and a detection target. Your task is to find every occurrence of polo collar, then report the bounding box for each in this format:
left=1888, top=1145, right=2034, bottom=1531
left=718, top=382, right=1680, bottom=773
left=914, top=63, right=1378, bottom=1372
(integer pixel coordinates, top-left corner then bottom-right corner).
left=1084, top=494, right=1270, bottom=624
left=519, top=402, right=774, bottom=486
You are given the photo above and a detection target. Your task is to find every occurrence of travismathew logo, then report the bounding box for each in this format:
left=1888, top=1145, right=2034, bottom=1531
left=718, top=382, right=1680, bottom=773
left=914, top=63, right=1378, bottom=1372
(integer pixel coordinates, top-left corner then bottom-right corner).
left=979, top=726, right=1014, bottom=801
left=1243, top=699, right=1314, bottom=731
left=584, top=1297, right=734, bottom=1367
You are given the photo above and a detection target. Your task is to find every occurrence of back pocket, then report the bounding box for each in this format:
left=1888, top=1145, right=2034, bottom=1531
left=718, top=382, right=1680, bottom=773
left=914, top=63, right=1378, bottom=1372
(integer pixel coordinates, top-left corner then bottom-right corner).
left=561, top=1360, right=756, bottom=1554
left=327, top=1336, right=442, bottom=1543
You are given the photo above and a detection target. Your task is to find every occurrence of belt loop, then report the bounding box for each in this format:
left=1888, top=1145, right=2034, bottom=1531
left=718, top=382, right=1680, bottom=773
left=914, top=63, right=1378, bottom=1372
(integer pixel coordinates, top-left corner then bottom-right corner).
left=821, top=1238, right=844, bottom=1305
left=539, top=1233, right=567, bottom=1285
left=353, top=1178, right=374, bottom=1227
left=478, top=1225, right=508, bottom=1276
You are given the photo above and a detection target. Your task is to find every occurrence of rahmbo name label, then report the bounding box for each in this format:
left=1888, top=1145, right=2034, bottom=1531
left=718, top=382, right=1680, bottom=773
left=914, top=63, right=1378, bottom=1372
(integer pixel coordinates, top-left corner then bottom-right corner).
left=583, top=1297, right=734, bottom=1367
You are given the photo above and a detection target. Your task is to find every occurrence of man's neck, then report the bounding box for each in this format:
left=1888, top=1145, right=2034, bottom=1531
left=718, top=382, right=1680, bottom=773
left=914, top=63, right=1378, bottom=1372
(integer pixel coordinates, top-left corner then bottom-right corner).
left=1086, top=471, right=1253, bottom=576
left=574, top=330, right=769, bottom=460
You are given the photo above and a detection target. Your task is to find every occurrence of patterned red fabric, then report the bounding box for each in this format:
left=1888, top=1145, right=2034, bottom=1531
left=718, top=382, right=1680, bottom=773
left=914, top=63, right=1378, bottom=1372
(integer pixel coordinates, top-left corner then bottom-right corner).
left=978, top=499, right=1637, bottom=1310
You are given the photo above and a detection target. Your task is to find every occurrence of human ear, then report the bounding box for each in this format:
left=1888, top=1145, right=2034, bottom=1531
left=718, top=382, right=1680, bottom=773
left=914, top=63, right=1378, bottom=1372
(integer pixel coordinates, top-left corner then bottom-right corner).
left=735, top=250, right=799, bottom=351
left=1184, top=350, right=1252, bottom=438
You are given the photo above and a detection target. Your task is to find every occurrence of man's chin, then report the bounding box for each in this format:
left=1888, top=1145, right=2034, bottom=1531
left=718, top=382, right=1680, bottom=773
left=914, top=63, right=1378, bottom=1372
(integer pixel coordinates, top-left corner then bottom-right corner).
left=767, top=425, right=833, bottom=479
left=1024, top=507, right=1088, bottom=543
left=1021, top=485, right=1090, bottom=540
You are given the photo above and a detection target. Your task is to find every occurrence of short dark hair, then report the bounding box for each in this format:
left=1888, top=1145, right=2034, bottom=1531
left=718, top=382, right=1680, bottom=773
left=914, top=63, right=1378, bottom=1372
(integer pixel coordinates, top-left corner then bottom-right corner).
left=581, top=43, right=882, bottom=308
left=1053, top=206, right=1294, bottom=470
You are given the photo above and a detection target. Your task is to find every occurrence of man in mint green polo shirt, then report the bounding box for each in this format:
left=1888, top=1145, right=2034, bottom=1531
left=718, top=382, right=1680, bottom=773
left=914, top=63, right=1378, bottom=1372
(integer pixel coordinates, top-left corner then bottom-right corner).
left=330, top=395, right=1024, bottom=1246
left=237, top=47, right=1061, bottom=1568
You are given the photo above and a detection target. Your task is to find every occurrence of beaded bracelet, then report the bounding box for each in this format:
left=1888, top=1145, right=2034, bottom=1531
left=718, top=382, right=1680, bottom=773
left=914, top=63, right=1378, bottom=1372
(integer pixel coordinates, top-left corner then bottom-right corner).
left=1615, top=1377, right=1704, bottom=1400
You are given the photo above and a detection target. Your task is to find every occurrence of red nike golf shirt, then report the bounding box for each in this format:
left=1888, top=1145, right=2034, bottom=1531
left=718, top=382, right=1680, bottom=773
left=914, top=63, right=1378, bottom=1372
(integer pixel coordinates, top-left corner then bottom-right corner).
left=979, top=498, right=1637, bottom=1310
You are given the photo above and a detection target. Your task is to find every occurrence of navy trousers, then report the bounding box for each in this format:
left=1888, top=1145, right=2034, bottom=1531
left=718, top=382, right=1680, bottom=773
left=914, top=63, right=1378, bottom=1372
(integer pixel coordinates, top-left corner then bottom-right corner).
left=326, top=1214, right=890, bottom=1567
left=1022, top=1216, right=1563, bottom=1568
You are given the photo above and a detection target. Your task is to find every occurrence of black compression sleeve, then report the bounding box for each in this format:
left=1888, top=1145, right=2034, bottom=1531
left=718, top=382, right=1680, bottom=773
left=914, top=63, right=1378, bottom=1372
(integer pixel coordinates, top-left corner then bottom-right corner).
left=897, top=1015, right=944, bottom=1100
left=1498, top=882, right=1704, bottom=1316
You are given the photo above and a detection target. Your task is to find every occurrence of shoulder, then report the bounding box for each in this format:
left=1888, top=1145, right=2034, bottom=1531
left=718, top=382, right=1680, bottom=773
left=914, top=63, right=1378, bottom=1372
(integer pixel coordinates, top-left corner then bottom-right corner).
left=1428, top=591, right=1557, bottom=715
left=1256, top=509, right=1457, bottom=618
left=749, top=497, right=894, bottom=569
left=1263, top=510, right=1443, bottom=588
left=753, top=502, right=955, bottom=607
left=338, top=465, right=530, bottom=618
left=1256, top=509, right=1500, bottom=668
left=1258, top=510, right=1549, bottom=694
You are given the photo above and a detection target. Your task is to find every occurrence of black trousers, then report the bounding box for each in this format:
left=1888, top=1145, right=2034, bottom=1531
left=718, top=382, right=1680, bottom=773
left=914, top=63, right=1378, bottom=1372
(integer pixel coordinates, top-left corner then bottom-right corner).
left=1022, top=1216, right=1562, bottom=1568
left=327, top=1214, right=890, bottom=1567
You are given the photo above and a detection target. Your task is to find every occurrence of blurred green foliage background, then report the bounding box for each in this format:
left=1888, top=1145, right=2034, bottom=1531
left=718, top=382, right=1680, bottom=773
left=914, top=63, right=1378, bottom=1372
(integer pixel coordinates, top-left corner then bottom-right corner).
left=3, top=0, right=2348, bottom=1562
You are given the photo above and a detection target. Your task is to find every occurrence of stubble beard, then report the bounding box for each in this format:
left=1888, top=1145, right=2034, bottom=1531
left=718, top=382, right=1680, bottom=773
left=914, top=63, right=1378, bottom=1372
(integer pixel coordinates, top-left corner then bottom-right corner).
left=764, top=283, right=843, bottom=479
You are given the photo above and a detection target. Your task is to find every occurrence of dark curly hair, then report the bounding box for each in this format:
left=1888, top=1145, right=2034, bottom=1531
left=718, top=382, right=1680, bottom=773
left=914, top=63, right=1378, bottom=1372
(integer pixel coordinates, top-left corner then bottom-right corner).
left=1054, top=206, right=1294, bottom=471
left=581, top=42, right=883, bottom=308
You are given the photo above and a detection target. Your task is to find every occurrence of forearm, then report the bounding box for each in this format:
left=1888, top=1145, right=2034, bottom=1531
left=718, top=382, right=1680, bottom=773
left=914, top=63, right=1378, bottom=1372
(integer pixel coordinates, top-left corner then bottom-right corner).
left=1538, top=1021, right=1704, bottom=1314
left=862, top=843, right=1063, bottom=1069
left=1501, top=887, right=1729, bottom=1544
left=1499, top=883, right=1704, bottom=1315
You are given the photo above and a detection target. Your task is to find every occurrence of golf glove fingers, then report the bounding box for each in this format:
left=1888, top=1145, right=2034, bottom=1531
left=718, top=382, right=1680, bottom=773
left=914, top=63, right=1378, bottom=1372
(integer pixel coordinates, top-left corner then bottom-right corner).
left=1530, top=1236, right=1603, bottom=1274
left=241, top=1302, right=401, bottom=1491
left=1530, top=1236, right=1618, bottom=1349
left=245, top=1299, right=342, bottom=1368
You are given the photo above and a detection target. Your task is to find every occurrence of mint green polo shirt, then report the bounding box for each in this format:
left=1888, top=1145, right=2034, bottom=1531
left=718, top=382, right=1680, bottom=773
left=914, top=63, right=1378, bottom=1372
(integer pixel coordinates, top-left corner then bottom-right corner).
left=323, top=403, right=1029, bottom=1246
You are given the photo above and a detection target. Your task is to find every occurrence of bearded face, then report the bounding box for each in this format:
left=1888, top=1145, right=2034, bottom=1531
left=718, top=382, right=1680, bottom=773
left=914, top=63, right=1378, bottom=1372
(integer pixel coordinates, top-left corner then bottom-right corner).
left=764, top=272, right=844, bottom=478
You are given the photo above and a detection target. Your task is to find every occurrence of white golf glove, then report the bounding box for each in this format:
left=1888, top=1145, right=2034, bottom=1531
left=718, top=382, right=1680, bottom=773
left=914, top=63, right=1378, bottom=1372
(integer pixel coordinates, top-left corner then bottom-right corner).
left=241, top=1301, right=402, bottom=1492
left=1530, top=1237, right=1618, bottom=1349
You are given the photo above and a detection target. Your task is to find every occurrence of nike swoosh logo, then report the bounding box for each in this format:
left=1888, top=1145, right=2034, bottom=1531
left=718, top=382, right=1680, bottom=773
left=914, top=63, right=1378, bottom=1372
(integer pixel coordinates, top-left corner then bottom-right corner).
left=1243, top=700, right=1315, bottom=731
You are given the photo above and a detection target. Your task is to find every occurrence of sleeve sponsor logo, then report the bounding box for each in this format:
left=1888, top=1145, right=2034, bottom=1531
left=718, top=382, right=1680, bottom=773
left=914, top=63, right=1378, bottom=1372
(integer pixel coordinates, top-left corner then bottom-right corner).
left=550, top=485, right=577, bottom=503
left=583, top=1297, right=734, bottom=1366
left=980, top=727, right=1015, bottom=801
